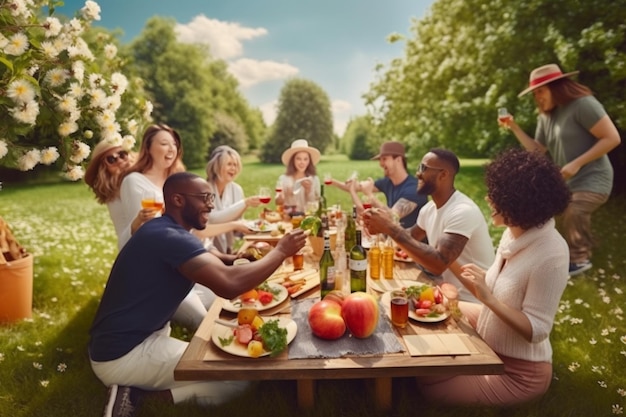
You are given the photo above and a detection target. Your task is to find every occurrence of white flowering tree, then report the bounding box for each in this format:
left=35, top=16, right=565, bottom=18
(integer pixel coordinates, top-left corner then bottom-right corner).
left=0, top=0, right=152, bottom=181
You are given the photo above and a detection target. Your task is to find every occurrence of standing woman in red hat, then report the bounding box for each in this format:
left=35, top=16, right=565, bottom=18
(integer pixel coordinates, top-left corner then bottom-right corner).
left=501, top=64, right=621, bottom=276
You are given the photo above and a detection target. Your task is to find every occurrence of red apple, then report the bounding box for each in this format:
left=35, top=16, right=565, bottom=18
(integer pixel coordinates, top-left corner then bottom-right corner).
left=341, top=292, right=379, bottom=338
left=323, top=290, right=345, bottom=307
left=308, top=300, right=346, bottom=340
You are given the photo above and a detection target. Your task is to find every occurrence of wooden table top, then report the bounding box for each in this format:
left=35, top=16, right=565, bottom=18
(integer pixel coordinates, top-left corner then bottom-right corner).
left=174, top=257, right=504, bottom=382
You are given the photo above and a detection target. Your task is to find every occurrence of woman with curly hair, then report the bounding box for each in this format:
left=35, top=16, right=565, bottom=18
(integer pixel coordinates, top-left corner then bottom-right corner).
left=419, top=148, right=571, bottom=406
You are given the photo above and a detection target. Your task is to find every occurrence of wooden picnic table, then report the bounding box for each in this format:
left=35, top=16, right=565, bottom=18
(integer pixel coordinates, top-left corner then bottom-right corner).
left=174, top=232, right=504, bottom=410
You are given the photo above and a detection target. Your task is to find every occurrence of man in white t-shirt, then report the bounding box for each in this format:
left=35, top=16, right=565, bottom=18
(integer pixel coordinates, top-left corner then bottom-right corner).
left=363, top=148, right=494, bottom=302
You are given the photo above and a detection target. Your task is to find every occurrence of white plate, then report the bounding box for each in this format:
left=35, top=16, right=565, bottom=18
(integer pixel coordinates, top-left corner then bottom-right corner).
left=368, top=278, right=416, bottom=293
left=245, top=220, right=277, bottom=233
left=380, top=291, right=450, bottom=323
left=211, top=316, right=297, bottom=358
left=222, top=283, right=288, bottom=313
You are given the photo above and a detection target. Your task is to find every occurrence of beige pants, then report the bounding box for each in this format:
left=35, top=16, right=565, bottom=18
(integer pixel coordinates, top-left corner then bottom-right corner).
left=558, top=191, right=609, bottom=263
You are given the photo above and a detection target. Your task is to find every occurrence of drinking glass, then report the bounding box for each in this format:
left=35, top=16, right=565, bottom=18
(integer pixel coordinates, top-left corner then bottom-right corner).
left=292, top=250, right=304, bottom=271
left=498, top=107, right=512, bottom=124
left=153, top=193, right=164, bottom=213
left=390, top=290, right=409, bottom=328
left=274, top=180, right=283, bottom=194
left=258, top=187, right=271, bottom=204
left=323, top=172, right=332, bottom=185
left=141, top=190, right=156, bottom=209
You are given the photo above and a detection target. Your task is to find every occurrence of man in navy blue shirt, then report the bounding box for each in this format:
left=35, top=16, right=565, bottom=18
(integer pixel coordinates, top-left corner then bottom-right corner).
left=330, top=141, right=426, bottom=228
left=89, top=172, right=307, bottom=417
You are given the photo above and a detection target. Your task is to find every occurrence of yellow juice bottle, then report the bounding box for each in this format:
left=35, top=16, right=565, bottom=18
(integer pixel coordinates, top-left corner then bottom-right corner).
left=382, top=236, right=395, bottom=279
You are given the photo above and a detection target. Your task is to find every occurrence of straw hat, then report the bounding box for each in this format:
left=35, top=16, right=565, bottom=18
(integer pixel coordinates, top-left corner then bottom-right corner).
left=370, top=141, right=406, bottom=160
left=84, top=141, right=123, bottom=187
left=518, top=64, right=579, bottom=97
left=281, top=139, right=321, bottom=166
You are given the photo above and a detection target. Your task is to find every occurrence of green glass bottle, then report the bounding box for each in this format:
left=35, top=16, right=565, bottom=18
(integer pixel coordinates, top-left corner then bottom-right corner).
left=349, top=229, right=367, bottom=292
left=316, top=184, right=327, bottom=218
left=319, top=230, right=336, bottom=298
left=344, top=204, right=357, bottom=254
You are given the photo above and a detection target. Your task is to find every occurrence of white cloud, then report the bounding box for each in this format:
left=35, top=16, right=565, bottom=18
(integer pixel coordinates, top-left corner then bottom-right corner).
left=332, top=99, right=351, bottom=114
left=175, top=15, right=267, bottom=60
left=259, top=100, right=278, bottom=126
left=228, top=58, right=299, bottom=88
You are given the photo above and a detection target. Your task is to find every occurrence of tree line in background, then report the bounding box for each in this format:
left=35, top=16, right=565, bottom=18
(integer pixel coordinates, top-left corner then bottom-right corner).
left=2, top=0, right=624, bottom=194
left=358, top=0, right=626, bottom=193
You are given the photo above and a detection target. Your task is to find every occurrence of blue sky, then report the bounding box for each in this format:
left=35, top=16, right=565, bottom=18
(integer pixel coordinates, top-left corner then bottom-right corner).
left=59, top=1, right=433, bottom=135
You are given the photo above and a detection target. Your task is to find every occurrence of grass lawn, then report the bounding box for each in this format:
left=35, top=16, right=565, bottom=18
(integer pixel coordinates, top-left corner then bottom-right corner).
left=0, top=155, right=624, bottom=416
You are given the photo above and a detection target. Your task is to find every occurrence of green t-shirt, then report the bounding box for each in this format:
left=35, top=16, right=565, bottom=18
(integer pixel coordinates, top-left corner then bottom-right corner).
left=535, top=95, right=613, bottom=194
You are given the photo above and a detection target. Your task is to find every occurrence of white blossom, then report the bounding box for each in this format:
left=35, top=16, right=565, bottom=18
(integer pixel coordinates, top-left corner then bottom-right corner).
left=9, top=100, right=39, bottom=125
left=58, top=120, right=79, bottom=137
left=57, top=95, right=78, bottom=114
left=104, top=43, right=117, bottom=60
left=40, top=41, right=59, bottom=58
left=122, top=135, right=136, bottom=150
left=18, top=149, right=41, bottom=171
left=72, top=60, right=85, bottom=82
left=7, top=79, right=36, bottom=104
left=45, top=68, right=69, bottom=87
left=4, top=32, right=29, bottom=56
left=65, top=165, right=84, bottom=181
left=40, top=147, right=60, bottom=165
left=70, top=141, right=90, bottom=163
left=81, top=1, right=101, bottom=21
left=0, top=140, right=8, bottom=159
left=44, top=17, right=62, bottom=37
left=110, top=72, right=128, bottom=95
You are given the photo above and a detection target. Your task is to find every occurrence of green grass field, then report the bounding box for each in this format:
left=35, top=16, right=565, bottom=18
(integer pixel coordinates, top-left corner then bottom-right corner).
left=0, top=155, right=624, bottom=416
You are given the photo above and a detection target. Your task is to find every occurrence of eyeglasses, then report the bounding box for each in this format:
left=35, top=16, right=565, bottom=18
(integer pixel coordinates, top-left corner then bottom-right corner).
left=180, top=192, right=216, bottom=205
left=105, top=150, right=129, bottom=165
left=417, top=163, right=444, bottom=174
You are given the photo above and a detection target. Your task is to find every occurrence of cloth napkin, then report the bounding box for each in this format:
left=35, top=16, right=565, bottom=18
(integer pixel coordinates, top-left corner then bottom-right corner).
left=288, top=298, right=405, bottom=359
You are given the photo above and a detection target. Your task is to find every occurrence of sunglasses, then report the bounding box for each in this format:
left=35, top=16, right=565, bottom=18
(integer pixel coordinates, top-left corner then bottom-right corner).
left=180, top=192, right=216, bottom=205
left=417, top=163, right=444, bottom=174
left=105, top=150, right=129, bottom=165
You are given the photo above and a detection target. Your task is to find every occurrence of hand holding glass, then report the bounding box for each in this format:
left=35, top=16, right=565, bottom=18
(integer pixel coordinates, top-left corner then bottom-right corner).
left=258, top=187, right=271, bottom=204
left=498, top=107, right=512, bottom=124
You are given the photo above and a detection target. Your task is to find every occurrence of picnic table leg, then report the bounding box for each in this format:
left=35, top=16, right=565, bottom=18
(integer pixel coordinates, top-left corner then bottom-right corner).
left=373, top=377, right=392, bottom=410
left=297, top=379, right=315, bottom=408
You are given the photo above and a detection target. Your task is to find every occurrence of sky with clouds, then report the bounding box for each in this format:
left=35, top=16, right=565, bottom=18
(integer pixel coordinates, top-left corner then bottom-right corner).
left=60, top=0, right=434, bottom=136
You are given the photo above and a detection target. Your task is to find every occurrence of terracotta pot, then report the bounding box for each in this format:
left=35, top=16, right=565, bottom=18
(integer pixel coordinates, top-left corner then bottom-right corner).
left=0, top=253, right=33, bottom=323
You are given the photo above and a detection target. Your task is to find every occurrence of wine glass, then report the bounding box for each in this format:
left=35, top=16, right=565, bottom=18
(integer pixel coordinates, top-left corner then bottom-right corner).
left=258, top=187, right=271, bottom=204
left=323, top=172, right=332, bottom=185
left=274, top=180, right=283, bottom=194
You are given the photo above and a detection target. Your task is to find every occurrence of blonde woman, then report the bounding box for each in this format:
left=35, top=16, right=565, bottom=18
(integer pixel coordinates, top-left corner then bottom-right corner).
left=194, top=145, right=261, bottom=254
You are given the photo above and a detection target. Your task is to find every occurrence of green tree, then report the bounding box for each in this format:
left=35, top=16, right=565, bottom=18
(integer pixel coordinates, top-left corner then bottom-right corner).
left=127, top=17, right=266, bottom=167
left=209, top=112, right=249, bottom=156
left=261, top=78, right=333, bottom=163
left=365, top=0, right=626, bottom=192
left=342, top=116, right=378, bottom=160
